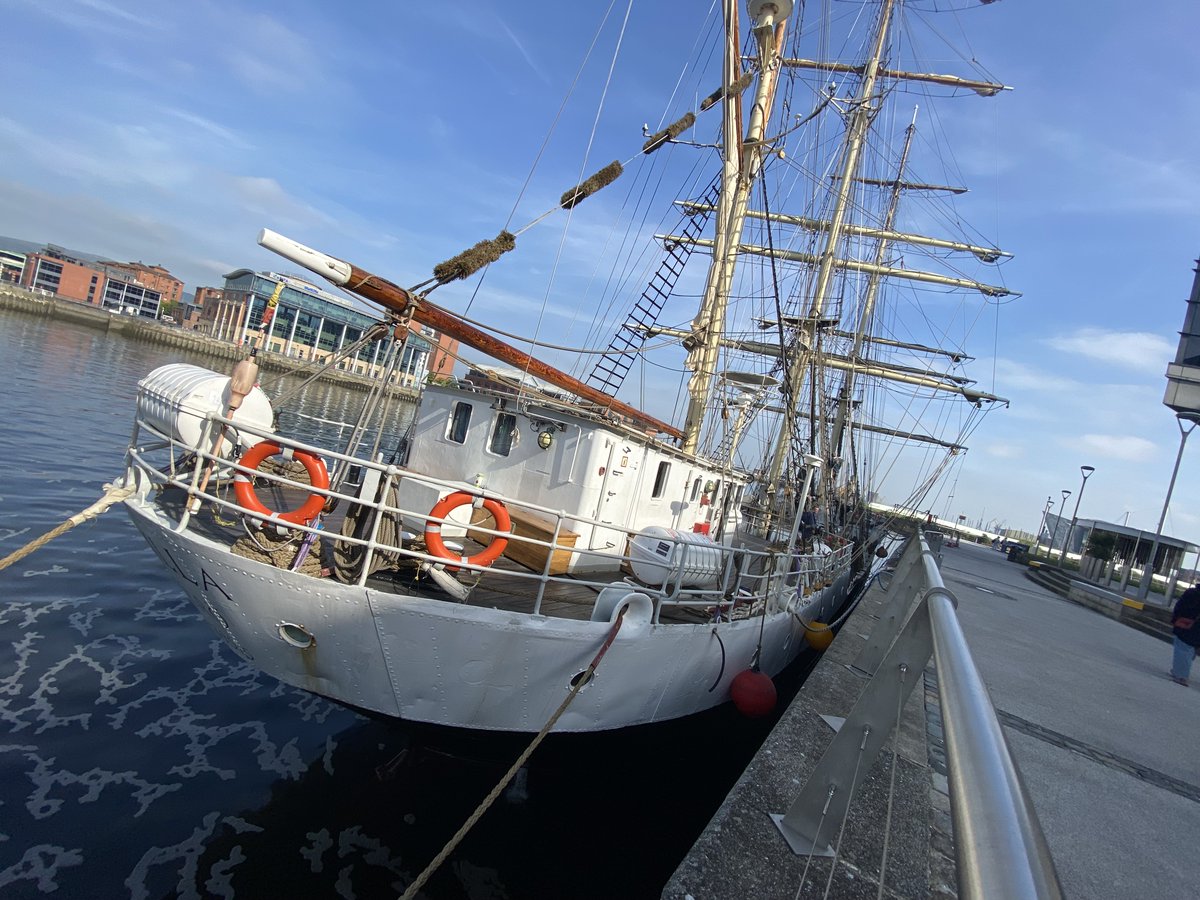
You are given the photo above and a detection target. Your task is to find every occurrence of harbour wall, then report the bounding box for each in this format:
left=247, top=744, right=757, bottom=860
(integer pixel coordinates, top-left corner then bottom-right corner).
left=0, top=285, right=420, bottom=398
left=664, top=567, right=954, bottom=899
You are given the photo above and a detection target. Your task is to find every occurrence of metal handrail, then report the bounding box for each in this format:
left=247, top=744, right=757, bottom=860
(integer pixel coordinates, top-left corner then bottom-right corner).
left=925, top=566, right=1062, bottom=898
left=772, top=530, right=1062, bottom=898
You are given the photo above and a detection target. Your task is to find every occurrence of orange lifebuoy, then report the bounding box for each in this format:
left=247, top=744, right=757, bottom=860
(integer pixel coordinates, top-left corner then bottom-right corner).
left=424, top=491, right=511, bottom=568
left=233, top=441, right=329, bottom=526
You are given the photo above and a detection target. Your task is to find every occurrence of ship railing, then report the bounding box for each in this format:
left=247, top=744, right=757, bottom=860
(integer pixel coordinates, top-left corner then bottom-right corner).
left=126, top=411, right=851, bottom=622
left=770, top=529, right=1062, bottom=898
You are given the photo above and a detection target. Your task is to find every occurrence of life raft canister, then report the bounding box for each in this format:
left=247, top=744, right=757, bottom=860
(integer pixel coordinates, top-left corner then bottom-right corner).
left=233, top=441, right=329, bottom=526
left=424, top=491, right=511, bottom=568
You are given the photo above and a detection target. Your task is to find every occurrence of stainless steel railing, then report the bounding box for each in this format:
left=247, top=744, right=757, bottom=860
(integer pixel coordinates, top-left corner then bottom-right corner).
left=771, top=529, right=1062, bottom=899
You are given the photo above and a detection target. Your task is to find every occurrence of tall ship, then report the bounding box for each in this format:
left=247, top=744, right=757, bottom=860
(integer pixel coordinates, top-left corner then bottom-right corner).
left=119, top=0, right=1014, bottom=733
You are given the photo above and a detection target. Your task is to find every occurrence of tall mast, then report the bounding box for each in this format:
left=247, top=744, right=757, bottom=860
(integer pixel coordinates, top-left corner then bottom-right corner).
left=681, top=0, right=793, bottom=455
left=829, top=110, right=920, bottom=470
left=764, top=0, right=897, bottom=505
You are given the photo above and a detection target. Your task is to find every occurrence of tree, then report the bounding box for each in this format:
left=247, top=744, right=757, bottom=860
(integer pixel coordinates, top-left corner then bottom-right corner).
left=1084, top=531, right=1117, bottom=562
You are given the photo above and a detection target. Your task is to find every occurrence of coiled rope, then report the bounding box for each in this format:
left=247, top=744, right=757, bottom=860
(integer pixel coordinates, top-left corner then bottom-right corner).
left=399, top=608, right=626, bottom=900
left=0, top=482, right=134, bottom=574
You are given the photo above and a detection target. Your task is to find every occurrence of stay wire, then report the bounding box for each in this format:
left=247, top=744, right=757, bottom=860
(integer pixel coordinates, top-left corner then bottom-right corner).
left=877, top=662, right=908, bottom=900
left=821, top=725, right=871, bottom=898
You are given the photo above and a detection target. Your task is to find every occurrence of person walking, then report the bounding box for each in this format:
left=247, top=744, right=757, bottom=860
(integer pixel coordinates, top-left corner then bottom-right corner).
left=1169, top=585, right=1200, bottom=686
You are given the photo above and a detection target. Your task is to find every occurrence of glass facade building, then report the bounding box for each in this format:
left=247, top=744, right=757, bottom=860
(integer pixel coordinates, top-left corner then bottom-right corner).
left=211, top=270, right=431, bottom=387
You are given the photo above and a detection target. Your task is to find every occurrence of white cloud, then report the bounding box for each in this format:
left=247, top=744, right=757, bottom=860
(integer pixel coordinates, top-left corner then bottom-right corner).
left=162, top=108, right=253, bottom=151
left=223, top=14, right=329, bottom=95
left=1077, top=433, right=1158, bottom=462
left=991, top=357, right=1083, bottom=394
left=227, top=176, right=334, bottom=229
left=1020, top=123, right=1200, bottom=215
left=16, top=0, right=161, bottom=35
left=1044, top=328, right=1175, bottom=375
left=982, top=443, right=1024, bottom=459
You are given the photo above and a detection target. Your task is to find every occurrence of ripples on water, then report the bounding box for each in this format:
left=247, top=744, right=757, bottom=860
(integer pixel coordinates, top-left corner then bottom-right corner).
left=0, top=312, right=806, bottom=899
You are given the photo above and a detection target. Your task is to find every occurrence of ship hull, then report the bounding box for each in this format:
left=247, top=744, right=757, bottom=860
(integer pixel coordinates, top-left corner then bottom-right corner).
left=126, top=498, right=853, bottom=733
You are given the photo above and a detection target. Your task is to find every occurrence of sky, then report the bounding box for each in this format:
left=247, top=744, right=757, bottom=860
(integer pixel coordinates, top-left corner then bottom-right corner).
left=3, top=0, right=1200, bottom=545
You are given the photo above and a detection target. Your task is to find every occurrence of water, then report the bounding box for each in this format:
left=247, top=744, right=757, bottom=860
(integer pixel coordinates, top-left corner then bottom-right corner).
left=0, top=311, right=815, bottom=899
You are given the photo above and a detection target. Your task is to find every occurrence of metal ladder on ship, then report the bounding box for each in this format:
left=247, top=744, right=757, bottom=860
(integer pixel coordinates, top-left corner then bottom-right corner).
left=585, top=177, right=721, bottom=396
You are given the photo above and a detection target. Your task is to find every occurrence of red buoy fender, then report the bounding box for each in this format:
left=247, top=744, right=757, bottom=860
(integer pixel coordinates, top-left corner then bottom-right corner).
left=424, top=491, right=511, bottom=568
left=233, top=441, right=329, bottom=526
left=730, top=669, right=777, bottom=718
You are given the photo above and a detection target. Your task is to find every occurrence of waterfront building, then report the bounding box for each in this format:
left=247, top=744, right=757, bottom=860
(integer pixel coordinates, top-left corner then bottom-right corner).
left=206, top=270, right=439, bottom=387
left=185, top=286, right=222, bottom=330
left=99, top=261, right=184, bottom=308
left=102, top=279, right=163, bottom=318
left=0, top=249, right=25, bottom=284
left=1043, top=513, right=1198, bottom=573
left=19, top=249, right=105, bottom=305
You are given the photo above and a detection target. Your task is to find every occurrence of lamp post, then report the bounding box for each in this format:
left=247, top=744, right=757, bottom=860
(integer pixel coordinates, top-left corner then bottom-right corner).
left=1136, top=415, right=1199, bottom=599
left=1047, top=489, right=1071, bottom=562
left=1037, top=496, right=1053, bottom=553
left=1059, top=465, right=1095, bottom=566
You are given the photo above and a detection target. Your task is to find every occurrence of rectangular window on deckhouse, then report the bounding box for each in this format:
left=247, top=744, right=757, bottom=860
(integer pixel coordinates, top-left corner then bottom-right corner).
left=652, top=461, right=671, bottom=498
left=489, top=413, right=517, bottom=456
left=447, top=402, right=472, bottom=444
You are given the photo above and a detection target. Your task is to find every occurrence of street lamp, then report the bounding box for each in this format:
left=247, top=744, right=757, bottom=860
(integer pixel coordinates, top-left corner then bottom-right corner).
left=1059, top=465, right=1095, bottom=566
left=1047, top=489, right=1071, bottom=561
left=1037, top=495, right=1053, bottom=552
left=1136, top=415, right=1199, bottom=599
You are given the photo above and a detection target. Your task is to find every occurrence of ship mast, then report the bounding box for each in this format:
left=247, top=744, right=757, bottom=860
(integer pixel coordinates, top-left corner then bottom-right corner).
left=764, top=0, right=897, bottom=509
left=828, top=110, right=920, bottom=475
left=680, top=0, right=793, bottom=455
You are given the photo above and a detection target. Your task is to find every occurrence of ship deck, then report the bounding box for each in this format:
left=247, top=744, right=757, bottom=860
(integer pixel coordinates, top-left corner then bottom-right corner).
left=156, top=486, right=722, bottom=625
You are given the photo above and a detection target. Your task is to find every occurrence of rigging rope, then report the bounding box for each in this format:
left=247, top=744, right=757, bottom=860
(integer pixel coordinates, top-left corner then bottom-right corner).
left=398, top=609, right=627, bottom=900
left=0, top=482, right=134, bottom=574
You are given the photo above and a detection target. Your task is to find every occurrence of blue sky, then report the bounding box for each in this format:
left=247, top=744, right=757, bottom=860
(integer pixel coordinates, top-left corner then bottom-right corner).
left=3, top=0, right=1200, bottom=546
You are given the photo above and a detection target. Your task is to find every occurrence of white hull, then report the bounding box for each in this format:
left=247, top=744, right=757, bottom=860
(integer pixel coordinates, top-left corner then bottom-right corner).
left=126, top=498, right=853, bottom=733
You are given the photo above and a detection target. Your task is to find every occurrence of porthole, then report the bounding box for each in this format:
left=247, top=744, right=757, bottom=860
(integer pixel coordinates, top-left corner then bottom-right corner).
left=278, top=621, right=315, bottom=649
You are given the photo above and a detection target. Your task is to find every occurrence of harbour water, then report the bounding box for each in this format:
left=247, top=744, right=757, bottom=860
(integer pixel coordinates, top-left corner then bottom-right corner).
left=0, top=311, right=815, bottom=899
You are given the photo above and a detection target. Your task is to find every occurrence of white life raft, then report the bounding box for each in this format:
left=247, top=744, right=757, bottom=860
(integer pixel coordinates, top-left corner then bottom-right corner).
left=628, top=525, right=728, bottom=589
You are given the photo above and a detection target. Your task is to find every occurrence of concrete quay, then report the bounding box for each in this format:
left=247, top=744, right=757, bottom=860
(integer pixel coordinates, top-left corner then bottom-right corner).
left=665, top=540, right=1200, bottom=899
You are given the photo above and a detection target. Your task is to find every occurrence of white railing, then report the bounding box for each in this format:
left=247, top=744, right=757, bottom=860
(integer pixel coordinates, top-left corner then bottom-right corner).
left=124, top=410, right=853, bottom=622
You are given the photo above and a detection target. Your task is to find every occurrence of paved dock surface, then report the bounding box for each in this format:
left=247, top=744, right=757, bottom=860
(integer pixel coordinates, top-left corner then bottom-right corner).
left=939, top=542, right=1199, bottom=899
left=666, top=540, right=1200, bottom=899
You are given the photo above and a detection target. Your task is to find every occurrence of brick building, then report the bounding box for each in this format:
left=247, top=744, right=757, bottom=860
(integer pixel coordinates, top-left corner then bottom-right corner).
left=20, top=249, right=105, bottom=305
left=184, top=286, right=222, bottom=330
left=100, top=261, right=184, bottom=308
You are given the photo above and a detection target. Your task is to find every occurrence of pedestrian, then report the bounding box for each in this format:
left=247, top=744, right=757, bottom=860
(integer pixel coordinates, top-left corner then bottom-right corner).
left=1168, top=585, right=1200, bottom=686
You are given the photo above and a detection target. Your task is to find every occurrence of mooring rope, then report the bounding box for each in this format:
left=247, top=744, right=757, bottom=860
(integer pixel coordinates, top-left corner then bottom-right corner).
left=398, top=608, right=626, bottom=900
left=0, top=482, right=135, bottom=574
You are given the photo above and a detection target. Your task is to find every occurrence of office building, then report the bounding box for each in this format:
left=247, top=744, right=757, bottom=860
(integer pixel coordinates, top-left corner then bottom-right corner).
left=208, top=270, right=437, bottom=387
